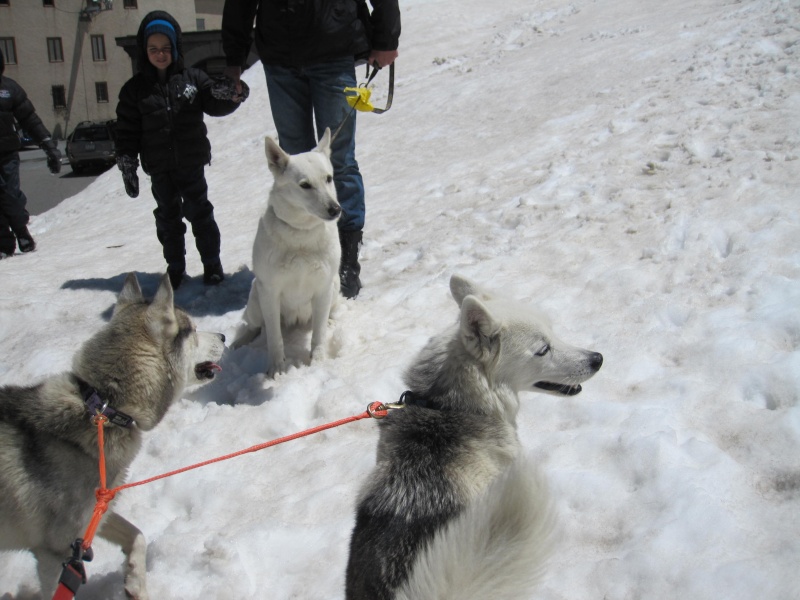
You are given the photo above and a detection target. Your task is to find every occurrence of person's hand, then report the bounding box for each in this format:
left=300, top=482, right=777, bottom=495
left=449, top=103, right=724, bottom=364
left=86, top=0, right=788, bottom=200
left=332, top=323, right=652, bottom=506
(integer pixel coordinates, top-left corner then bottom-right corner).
left=368, top=50, right=398, bottom=69
left=116, top=155, right=140, bottom=198
left=222, top=66, right=243, bottom=100
left=45, top=148, right=62, bottom=174
left=40, top=139, right=62, bottom=174
left=210, top=75, right=250, bottom=103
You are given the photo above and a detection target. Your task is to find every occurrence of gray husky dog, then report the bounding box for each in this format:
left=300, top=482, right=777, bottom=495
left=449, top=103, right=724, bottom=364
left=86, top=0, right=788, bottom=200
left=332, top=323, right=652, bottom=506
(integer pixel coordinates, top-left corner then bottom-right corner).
left=346, top=274, right=603, bottom=599
left=0, top=274, right=225, bottom=599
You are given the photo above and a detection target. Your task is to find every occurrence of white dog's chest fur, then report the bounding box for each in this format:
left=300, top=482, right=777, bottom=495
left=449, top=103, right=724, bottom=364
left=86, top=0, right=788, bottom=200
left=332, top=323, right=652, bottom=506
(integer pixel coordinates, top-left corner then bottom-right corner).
left=255, top=209, right=340, bottom=325
left=258, top=207, right=339, bottom=265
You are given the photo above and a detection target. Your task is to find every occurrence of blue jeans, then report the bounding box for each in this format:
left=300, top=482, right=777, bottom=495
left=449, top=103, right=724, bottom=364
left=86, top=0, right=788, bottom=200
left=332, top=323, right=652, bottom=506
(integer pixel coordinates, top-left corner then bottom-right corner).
left=264, top=59, right=365, bottom=231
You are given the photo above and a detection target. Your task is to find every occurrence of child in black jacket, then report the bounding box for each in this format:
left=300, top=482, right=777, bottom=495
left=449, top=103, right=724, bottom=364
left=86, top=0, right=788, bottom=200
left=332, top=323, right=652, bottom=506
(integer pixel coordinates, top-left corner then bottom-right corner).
left=115, top=11, right=243, bottom=288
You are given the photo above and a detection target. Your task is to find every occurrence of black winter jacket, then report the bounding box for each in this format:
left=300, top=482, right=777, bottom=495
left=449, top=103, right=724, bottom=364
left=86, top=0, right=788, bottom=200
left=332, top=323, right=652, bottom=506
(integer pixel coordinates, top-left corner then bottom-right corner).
left=114, top=11, right=239, bottom=175
left=222, top=0, right=401, bottom=69
left=0, top=50, right=52, bottom=154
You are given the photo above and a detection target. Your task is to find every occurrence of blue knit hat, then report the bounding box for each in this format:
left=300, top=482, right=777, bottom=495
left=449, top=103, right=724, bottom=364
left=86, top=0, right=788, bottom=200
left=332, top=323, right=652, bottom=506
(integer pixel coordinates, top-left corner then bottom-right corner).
left=145, top=19, right=178, bottom=61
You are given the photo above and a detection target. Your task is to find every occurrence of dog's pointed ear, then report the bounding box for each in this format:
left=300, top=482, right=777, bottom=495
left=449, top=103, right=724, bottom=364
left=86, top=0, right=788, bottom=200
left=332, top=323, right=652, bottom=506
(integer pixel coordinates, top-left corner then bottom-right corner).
left=152, top=273, right=174, bottom=305
left=114, top=273, right=144, bottom=315
left=450, top=274, right=493, bottom=306
left=460, top=295, right=502, bottom=362
left=145, top=274, right=178, bottom=336
left=316, top=128, right=332, bottom=158
left=265, top=136, right=289, bottom=174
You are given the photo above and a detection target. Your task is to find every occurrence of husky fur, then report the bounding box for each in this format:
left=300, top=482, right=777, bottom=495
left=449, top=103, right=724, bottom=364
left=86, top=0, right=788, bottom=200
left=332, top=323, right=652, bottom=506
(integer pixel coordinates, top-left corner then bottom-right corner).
left=0, top=274, right=225, bottom=600
left=232, top=128, right=342, bottom=377
left=345, top=274, right=604, bottom=600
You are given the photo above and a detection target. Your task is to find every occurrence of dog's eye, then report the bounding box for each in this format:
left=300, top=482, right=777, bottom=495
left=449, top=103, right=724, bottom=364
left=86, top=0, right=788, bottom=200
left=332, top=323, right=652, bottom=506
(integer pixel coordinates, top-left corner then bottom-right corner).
left=326, top=175, right=333, bottom=183
left=535, top=344, right=550, bottom=356
left=299, top=181, right=312, bottom=189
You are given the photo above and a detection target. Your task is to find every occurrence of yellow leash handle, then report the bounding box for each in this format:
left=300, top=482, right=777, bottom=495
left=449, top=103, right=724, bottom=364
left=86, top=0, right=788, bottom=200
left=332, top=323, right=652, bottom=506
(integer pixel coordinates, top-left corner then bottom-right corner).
left=343, top=62, right=395, bottom=114
left=344, top=86, right=376, bottom=112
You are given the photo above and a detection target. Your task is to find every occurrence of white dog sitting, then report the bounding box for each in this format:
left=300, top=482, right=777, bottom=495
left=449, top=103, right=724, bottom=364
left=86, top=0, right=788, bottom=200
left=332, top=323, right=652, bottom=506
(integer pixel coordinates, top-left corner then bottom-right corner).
left=232, top=128, right=342, bottom=377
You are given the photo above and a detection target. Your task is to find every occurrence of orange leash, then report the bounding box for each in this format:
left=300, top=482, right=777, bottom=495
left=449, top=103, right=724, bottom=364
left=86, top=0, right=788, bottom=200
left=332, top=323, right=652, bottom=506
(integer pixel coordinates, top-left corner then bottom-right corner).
left=83, top=401, right=393, bottom=549
left=53, top=401, right=398, bottom=600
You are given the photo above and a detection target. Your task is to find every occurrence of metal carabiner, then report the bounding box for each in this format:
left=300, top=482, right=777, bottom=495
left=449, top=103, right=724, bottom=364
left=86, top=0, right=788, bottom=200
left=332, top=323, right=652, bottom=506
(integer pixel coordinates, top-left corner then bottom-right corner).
left=367, top=401, right=405, bottom=419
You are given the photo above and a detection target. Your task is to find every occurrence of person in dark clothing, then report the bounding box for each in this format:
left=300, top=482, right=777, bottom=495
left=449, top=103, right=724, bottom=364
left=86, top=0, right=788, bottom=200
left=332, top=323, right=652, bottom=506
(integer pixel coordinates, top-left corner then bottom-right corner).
left=221, top=0, right=401, bottom=298
left=0, top=48, right=62, bottom=258
left=115, top=11, right=242, bottom=288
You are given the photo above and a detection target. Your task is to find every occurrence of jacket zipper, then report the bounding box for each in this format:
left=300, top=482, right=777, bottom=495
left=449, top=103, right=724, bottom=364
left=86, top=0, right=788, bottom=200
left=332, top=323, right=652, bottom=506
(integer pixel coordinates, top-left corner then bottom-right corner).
left=160, top=80, right=180, bottom=167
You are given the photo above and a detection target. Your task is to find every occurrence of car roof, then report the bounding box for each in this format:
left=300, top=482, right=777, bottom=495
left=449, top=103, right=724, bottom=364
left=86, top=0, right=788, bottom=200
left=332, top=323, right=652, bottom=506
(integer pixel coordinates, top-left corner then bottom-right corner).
left=74, top=121, right=110, bottom=128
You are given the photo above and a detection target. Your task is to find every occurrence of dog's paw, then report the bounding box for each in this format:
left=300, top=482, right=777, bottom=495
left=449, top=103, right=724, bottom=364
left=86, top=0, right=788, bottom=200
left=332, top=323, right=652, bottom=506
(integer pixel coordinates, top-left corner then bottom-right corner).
left=266, top=356, right=287, bottom=378
left=311, top=345, right=327, bottom=362
left=124, top=569, right=149, bottom=600
left=124, top=535, right=149, bottom=599
left=125, top=583, right=149, bottom=600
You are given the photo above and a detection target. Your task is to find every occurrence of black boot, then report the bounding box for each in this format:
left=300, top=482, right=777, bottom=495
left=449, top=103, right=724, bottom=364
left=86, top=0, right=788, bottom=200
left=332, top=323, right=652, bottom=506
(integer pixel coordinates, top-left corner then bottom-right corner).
left=167, top=265, right=185, bottom=290
left=203, top=261, right=225, bottom=286
left=14, top=226, right=36, bottom=253
left=339, top=229, right=362, bottom=299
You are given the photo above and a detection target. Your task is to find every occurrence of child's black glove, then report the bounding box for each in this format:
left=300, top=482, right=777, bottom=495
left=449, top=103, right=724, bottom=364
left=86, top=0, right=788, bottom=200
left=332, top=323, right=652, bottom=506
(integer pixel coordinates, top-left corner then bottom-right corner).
left=209, top=76, right=250, bottom=103
left=116, top=155, right=139, bottom=198
left=40, top=139, right=62, bottom=174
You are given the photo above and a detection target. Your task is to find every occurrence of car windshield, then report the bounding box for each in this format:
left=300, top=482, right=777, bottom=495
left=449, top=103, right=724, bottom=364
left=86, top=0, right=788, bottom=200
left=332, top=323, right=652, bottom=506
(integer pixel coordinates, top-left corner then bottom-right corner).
left=72, top=126, right=110, bottom=142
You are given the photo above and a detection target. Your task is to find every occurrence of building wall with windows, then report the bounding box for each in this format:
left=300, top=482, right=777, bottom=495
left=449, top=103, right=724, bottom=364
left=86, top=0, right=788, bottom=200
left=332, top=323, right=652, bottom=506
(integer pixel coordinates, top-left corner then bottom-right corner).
left=195, top=0, right=223, bottom=31
left=0, top=0, right=223, bottom=140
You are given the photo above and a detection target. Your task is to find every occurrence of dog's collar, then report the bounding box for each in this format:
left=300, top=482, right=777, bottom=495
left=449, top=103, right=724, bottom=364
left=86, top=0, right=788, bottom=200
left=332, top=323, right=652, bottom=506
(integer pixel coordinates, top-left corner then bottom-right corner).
left=77, top=379, right=135, bottom=428
left=399, top=390, right=450, bottom=411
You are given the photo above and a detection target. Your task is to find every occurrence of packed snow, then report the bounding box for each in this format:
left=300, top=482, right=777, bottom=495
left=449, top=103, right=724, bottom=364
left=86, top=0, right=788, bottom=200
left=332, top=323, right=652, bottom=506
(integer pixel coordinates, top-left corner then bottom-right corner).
left=2, top=0, right=799, bottom=598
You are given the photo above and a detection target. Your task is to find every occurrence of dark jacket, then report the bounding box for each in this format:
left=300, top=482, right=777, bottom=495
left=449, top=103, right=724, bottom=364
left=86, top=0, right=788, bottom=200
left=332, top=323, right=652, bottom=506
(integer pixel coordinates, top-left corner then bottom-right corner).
left=222, top=0, right=401, bottom=69
left=0, top=49, right=53, bottom=153
left=115, top=11, right=239, bottom=175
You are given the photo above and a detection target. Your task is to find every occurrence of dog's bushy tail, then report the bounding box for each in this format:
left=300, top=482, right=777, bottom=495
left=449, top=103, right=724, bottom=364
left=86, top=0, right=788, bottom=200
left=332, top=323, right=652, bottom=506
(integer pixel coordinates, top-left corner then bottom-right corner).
left=395, top=457, right=556, bottom=600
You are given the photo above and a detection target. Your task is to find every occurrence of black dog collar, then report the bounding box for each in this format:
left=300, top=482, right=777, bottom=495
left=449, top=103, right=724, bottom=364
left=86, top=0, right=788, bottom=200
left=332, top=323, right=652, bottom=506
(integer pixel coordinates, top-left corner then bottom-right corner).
left=78, top=380, right=135, bottom=428
left=399, top=390, right=449, bottom=411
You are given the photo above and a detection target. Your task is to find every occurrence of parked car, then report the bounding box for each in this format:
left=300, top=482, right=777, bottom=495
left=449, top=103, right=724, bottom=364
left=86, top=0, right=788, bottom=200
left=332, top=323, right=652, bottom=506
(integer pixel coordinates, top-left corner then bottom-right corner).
left=66, top=120, right=117, bottom=172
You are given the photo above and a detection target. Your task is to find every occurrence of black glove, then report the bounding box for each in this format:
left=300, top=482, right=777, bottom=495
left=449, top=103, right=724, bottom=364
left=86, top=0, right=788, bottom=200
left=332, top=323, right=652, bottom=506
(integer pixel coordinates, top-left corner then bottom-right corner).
left=41, top=139, right=62, bottom=174
left=116, top=155, right=139, bottom=198
left=209, top=76, right=249, bottom=103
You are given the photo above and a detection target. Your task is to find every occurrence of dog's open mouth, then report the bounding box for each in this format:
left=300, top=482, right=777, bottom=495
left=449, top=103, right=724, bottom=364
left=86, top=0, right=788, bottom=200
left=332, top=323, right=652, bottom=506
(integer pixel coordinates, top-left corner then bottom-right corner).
left=534, top=381, right=582, bottom=396
left=195, top=361, right=222, bottom=380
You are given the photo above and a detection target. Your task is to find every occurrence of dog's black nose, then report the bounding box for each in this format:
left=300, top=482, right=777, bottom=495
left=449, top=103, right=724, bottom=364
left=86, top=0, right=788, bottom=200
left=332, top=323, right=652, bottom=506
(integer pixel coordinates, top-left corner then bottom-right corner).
left=590, top=352, right=603, bottom=371
left=329, top=204, right=342, bottom=218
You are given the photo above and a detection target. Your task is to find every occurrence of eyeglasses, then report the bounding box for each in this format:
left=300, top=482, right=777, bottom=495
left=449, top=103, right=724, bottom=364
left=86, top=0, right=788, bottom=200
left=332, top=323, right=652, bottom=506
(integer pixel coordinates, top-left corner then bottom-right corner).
left=147, top=46, right=172, bottom=56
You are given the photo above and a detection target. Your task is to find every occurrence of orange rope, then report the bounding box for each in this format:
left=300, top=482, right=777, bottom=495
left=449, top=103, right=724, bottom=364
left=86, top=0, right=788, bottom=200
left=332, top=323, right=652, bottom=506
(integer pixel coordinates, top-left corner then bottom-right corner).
left=79, top=401, right=390, bottom=551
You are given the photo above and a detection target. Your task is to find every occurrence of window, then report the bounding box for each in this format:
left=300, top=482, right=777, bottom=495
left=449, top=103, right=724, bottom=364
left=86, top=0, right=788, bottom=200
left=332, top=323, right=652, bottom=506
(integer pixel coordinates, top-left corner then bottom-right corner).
left=43, top=0, right=54, bottom=6
left=91, top=35, right=106, bottom=61
left=52, top=85, right=66, bottom=109
left=95, top=82, right=109, bottom=103
left=123, top=0, right=137, bottom=8
left=72, top=123, right=111, bottom=142
left=0, top=38, right=16, bottom=64
left=47, top=37, right=64, bottom=63
left=196, top=18, right=206, bottom=31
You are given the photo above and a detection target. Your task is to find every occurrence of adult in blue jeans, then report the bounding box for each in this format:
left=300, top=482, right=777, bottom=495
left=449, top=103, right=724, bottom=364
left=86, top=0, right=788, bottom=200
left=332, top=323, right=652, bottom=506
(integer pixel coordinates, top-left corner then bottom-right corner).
left=222, top=0, right=401, bottom=299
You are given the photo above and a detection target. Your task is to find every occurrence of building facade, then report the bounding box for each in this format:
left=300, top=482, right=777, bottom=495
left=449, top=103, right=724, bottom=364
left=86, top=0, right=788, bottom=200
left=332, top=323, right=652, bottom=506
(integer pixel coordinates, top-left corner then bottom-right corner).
left=0, top=0, right=224, bottom=140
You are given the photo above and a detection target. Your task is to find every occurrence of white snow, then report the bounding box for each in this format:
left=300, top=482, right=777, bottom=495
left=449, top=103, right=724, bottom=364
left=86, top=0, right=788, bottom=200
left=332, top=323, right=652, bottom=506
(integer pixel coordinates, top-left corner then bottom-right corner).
left=1, top=0, right=799, bottom=598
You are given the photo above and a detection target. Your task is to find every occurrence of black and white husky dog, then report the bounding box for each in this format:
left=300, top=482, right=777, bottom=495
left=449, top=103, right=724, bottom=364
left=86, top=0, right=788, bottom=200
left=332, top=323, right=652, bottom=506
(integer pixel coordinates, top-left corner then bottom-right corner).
left=346, top=275, right=603, bottom=599
left=0, top=274, right=225, bottom=599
